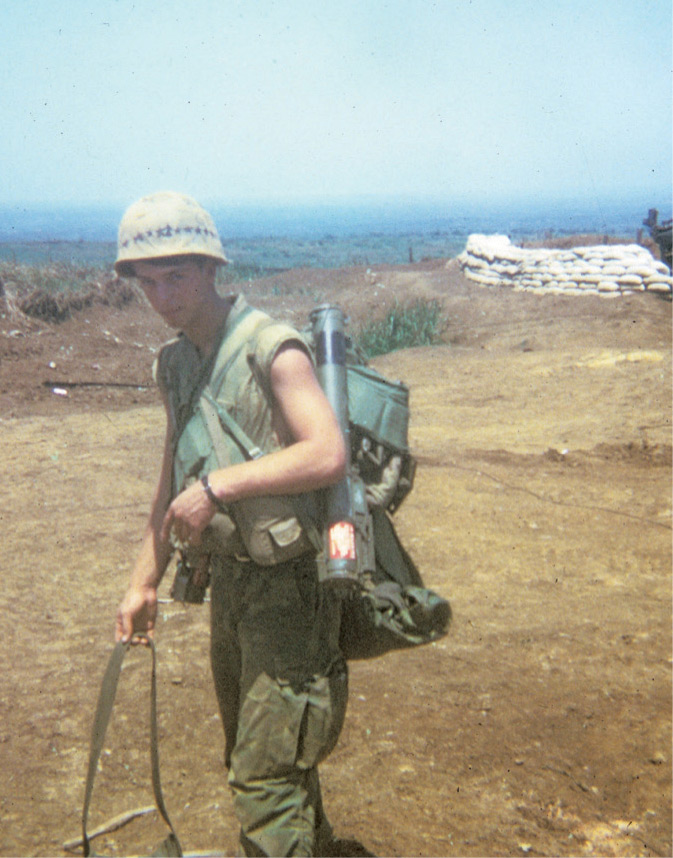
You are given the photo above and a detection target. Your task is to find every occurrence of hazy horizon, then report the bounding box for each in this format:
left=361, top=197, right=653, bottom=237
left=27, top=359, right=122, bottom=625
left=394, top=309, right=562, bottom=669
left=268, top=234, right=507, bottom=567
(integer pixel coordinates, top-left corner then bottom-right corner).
left=1, top=193, right=670, bottom=247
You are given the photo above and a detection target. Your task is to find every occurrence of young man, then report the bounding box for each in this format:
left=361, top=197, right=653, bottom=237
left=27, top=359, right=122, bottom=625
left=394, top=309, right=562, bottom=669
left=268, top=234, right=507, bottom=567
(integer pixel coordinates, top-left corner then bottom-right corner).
left=114, top=191, right=349, bottom=857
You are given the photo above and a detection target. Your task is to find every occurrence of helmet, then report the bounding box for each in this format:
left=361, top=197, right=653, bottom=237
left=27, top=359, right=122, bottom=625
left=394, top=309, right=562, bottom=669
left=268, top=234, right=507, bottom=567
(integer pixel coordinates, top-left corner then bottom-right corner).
left=114, top=191, right=228, bottom=276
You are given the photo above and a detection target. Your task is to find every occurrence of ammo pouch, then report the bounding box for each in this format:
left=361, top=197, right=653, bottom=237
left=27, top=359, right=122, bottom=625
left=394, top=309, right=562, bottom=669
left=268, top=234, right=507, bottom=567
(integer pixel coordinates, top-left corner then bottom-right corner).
left=174, top=390, right=319, bottom=566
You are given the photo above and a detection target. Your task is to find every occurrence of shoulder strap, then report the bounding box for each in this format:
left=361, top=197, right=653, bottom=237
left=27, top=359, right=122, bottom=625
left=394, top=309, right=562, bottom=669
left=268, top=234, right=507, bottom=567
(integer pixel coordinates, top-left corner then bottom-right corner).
left=194, top=305, right=279, bottom=462
left=208, top=305, right=275, bottom=397
left=82, top=637, right=182, bottom=857
left=169, top=303, right=273, bottom=454
left=200, top=390, right=264, bottom=461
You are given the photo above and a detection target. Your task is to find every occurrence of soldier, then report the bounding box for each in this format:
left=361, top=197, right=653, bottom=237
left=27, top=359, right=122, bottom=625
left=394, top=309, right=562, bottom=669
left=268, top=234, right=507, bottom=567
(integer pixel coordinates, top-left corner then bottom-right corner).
left=113, top=191, right=350, bottom=857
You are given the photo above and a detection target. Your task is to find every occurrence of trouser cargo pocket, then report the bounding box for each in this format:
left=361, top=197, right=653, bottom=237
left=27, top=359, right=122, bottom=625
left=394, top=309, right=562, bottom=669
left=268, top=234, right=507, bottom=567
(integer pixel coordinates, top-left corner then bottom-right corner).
left=230, top=663, right=347, bottom=781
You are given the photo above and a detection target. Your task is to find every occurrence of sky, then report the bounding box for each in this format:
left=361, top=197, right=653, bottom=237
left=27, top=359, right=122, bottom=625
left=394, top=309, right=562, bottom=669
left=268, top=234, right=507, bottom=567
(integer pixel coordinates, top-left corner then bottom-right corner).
left=1, top=0, right=671, bottom=213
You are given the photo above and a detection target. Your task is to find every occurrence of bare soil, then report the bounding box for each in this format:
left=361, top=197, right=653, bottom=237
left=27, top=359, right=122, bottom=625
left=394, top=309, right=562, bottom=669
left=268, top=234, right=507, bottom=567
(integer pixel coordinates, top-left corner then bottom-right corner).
left=0, top=259, right=670, bottom=857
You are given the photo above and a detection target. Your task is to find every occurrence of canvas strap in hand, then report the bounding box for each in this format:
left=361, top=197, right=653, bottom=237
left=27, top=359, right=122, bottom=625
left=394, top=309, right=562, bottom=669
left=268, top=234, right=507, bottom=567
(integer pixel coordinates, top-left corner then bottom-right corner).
left=81, top=635, right=182, bottom=857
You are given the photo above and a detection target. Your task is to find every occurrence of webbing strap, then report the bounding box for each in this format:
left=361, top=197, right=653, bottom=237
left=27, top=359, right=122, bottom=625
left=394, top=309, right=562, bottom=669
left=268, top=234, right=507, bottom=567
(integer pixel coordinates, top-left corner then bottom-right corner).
left=169, top=303, right=255, bottom=449
left=207, top=304, right=272, bottom=396
left=201, top=391, right=264, bottom=461
left=82, top=636, right=182, bottom=857
left=170, top=304, right=273, bottom=463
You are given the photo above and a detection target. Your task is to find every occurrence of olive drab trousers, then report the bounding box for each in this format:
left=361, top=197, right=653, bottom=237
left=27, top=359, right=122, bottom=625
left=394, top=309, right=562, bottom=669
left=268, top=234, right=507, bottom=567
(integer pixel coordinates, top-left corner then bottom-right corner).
left=209, top=555, right=348, bottom=857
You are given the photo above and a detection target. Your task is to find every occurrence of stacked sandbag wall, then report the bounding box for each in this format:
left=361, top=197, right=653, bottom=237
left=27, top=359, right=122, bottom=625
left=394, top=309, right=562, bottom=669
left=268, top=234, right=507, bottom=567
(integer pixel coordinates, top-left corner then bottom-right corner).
left=457, top=234, right=672, bottom=297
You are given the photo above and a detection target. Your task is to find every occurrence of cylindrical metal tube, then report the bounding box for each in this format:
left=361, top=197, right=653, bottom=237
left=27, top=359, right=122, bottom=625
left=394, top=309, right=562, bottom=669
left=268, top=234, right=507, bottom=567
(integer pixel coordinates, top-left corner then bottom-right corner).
left=311, top=304, right=350, bottom=432
left=309, top=305, right=360, bottom=588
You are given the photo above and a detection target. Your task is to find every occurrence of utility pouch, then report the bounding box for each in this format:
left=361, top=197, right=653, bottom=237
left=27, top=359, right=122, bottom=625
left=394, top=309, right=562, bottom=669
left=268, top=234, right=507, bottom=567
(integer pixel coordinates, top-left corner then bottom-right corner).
left=228, top=493, right=318, bottom=566
left=201, top=392, right=320, bottom=564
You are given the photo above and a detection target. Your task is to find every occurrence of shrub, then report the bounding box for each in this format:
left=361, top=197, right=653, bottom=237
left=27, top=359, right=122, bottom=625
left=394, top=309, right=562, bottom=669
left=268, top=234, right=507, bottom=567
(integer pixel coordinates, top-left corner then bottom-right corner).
left=354, top=298, right=444, bottom=358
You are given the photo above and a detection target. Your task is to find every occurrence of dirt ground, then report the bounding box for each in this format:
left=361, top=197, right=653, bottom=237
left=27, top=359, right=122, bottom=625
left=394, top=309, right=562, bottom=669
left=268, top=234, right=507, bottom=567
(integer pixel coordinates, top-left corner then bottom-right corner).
left=0, top=259, right=670, bottom=857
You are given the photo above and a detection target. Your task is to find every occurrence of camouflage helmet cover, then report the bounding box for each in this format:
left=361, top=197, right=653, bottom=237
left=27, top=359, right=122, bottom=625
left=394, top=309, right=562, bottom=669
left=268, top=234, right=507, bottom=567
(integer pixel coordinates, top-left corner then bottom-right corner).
left=114, top=191, right=228, bottom=276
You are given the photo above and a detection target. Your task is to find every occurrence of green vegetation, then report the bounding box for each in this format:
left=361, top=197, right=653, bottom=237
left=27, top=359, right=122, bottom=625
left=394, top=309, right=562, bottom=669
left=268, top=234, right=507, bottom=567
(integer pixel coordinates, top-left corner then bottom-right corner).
left=0, top=259, right=274, bottom=301
left=0, top=260, right=138, bottom=324
left=0, top=260, right=109, bottom=296
left=354, top=299, right=445, bottom=358
left=0, top=232, right=464, bottom=271
left=217, top=262, right=286, bottom=287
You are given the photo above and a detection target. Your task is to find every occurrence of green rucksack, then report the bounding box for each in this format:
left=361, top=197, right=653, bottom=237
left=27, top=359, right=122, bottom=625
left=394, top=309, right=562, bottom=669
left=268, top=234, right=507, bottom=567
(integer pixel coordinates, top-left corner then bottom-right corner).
left=303, top=319, right=452, bottom=659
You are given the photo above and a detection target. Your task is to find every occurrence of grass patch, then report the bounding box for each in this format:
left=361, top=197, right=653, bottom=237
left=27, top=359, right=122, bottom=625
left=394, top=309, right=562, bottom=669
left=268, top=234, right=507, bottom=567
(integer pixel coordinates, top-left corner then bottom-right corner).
left=0, top=260, right=109, bottom=295
left=217, top=262, right=286, bottom=287
left=354, top=299, right=444, bottom=358
left=0, top=260, right=139, bottom=325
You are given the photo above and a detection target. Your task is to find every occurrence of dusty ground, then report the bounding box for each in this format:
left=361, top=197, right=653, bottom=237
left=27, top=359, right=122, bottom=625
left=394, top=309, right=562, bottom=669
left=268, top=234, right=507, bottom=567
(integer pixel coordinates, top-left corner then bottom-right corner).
left=0, top=259, right=671, bottom=857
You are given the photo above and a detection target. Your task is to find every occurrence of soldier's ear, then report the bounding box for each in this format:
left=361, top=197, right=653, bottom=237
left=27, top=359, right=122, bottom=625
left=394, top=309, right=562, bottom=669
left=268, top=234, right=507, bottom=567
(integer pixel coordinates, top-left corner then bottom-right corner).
left=199, top=258, right=218, bottom=282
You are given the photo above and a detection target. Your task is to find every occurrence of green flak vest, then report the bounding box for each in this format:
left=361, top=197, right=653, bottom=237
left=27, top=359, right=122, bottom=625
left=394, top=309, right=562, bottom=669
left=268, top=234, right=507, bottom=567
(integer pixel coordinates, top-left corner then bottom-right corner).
left=154, top=295, right=321, bottom=566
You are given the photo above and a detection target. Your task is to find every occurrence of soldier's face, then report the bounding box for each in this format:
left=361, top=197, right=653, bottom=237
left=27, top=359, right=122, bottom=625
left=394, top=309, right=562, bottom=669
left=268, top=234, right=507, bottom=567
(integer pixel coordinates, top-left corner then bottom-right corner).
left=134, top=259, right=215, bottom=329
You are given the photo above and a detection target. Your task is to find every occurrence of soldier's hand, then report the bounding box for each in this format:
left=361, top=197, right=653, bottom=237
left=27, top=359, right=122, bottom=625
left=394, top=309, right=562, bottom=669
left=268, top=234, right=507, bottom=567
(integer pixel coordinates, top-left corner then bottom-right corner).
left=115, top=585, right=158, bottom=644
left=160, top=479, right=216, bottom=548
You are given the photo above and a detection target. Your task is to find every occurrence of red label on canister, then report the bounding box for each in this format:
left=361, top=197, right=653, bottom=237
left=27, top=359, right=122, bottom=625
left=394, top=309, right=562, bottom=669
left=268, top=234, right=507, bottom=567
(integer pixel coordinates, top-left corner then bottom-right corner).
left=329, top=521, right=356, bottom=560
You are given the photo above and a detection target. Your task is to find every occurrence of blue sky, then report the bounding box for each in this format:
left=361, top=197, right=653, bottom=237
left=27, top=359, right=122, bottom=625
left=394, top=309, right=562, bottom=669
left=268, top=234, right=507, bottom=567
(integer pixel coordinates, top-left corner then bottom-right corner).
left=2, top=0, right=671, bottom=212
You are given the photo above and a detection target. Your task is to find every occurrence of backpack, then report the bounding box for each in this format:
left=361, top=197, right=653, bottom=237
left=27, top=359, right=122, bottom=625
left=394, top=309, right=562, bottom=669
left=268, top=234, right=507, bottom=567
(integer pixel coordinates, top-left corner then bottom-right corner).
left=303, top=312, right=452, bottom=659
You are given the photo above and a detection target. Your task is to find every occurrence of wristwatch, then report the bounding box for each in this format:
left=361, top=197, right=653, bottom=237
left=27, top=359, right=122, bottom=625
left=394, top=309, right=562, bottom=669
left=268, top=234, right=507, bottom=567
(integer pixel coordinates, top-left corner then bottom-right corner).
left=201, top=474, right=229, bottom=514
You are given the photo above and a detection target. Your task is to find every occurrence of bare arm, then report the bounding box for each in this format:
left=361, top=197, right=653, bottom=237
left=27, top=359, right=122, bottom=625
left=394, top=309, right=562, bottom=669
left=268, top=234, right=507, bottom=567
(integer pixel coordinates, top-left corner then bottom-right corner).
left=115, top=422, right=175, bottom=642
left=160, top=345, right=347, bottom=546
